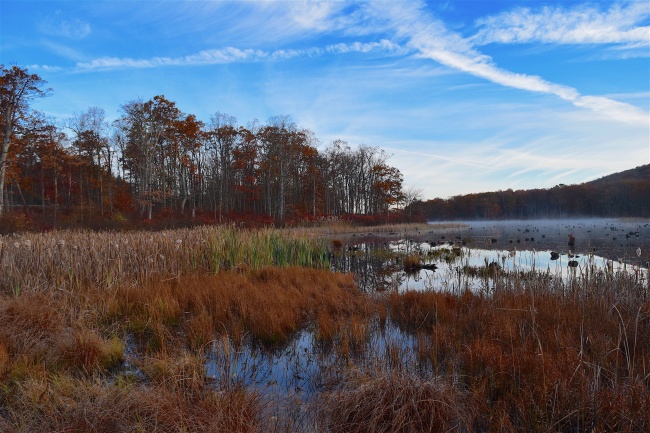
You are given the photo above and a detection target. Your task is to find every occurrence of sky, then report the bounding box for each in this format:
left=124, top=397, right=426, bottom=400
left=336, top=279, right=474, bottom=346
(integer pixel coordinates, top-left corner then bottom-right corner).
left=1, top=0, right=649, bottom=200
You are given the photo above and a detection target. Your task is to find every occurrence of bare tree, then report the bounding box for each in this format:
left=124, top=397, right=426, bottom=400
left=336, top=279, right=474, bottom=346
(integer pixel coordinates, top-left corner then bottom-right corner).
left=403, top=185, right=423, bottom=217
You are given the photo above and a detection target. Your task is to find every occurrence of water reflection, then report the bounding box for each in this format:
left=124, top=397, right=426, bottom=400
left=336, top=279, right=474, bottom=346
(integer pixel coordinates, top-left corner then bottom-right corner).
left=332, top=238, right=648, bottom=293
left=204, top=319, right=420, bottom=403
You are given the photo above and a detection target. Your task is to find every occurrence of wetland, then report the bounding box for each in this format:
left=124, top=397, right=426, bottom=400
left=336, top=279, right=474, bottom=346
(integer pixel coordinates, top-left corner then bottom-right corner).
left=0, top=219, right=648, bottom=432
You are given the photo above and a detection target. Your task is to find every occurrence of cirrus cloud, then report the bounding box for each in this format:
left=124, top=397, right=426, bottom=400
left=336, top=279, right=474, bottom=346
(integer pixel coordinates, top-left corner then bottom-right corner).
left=471, top=2, right=650, bottom=49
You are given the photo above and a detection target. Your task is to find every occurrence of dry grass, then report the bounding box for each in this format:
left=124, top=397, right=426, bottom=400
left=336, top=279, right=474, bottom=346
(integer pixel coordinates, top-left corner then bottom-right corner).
left=0, top=225, right=330, bottom=294
left=0, top=374, right=264, bottom=433
left=1, top=226, right=648, bottom=432
left=0, top=266, right=370, bottom=432
left=386, top=288, right=650, bottom=431
left=320, top=370, right=476, bottom=433
left=105, top=267, right=370, bottom=350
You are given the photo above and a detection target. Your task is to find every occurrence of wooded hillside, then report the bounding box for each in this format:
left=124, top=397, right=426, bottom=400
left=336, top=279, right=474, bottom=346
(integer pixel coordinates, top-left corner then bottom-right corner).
left=414, top=164, right=650, bottom=220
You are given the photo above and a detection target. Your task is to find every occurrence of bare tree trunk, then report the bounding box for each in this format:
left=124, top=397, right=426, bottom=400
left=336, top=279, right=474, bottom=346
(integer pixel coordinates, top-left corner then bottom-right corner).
left=0, top=133, right=10, bottom=216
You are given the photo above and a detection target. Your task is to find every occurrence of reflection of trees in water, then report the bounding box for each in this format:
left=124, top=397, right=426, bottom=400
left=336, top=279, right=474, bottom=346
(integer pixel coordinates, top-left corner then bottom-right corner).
left=330, top=242, right=403, bottom=292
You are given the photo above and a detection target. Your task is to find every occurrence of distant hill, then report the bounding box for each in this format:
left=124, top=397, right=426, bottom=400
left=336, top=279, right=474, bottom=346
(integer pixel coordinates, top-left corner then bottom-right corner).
left=414, top=164, right=650, bottom=220
left=586, top=164, right=650, bottom=186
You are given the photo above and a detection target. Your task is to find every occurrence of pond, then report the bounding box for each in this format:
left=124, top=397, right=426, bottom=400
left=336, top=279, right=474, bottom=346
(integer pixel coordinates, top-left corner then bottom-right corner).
left=332, top=218, right=649, bottom=292
left=204, top=219, right=649, bottom=426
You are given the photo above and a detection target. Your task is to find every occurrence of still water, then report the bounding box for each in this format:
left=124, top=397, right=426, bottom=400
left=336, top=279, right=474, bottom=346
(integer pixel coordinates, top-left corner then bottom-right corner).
left=204, top=219, right=649, bottom=420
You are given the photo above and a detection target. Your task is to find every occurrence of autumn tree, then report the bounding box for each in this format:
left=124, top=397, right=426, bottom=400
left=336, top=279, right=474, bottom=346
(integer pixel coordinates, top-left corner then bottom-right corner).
left=372, top=162, right=404, bottom=220
left=117, top=95, right=182, bottom=219
left=232, top=125, right=261, bottom=214
left=172, top=113, right=204, bottom=217
left=0, top=65, right=49, bottom=215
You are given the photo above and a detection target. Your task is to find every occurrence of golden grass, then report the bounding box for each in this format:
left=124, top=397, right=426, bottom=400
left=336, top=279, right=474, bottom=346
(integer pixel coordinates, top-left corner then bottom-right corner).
left=0, top=226, right=648, bottom=431
left=0, top=225, right=330, bottom=294
left=103, top=267, right=369, bottom=350
left=0, top=266, right=368, bottom=432
left=386, top=289, right=650, bottom=431
left=0, top=374, right=264, bottom=433
left=320, top=370, right=475, bottom=433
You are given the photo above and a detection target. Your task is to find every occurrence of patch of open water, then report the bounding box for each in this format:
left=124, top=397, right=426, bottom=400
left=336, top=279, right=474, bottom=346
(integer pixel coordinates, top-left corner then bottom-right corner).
left=332, top=219, right=649, bottom=292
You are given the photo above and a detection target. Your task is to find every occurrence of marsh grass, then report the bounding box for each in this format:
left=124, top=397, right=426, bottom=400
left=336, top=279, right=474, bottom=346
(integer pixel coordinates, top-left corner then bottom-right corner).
left=0, top=266, right=368, bottom=432
left=385, top=286, right=650, bottom=432
left=0, top=225, right=330, bottom=294
left=320, top=370, right=475, bottom=433
left=0, top=226, right=648, bottom=432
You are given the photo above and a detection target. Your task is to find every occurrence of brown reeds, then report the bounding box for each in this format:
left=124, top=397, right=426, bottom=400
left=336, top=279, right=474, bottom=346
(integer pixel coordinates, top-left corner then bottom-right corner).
left=0, top=375, right=264, bottom=433
left=0, top=225, right=330, bottom=294
left=0, top=266, right=368, bottom=432
left=320, top=369, right=476, bottom=433
left=1, top=226, right=648, bottom=432
left=385, top=288, right=650, bottom=431
left=104, top=267, right=369, bottom=351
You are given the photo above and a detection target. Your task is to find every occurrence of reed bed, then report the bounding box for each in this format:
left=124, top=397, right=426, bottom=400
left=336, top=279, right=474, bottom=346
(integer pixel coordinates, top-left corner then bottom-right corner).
left=0, top=266, right=368, bottom=432
left=1, top=227, right=648, bottom=432
left=319, top=370, right=475, bottom=433
left=0, top=374, right=265, bottom=433
left=386, top=286, right=650, bottom=432
left=0, top=225, right=330, bottom=294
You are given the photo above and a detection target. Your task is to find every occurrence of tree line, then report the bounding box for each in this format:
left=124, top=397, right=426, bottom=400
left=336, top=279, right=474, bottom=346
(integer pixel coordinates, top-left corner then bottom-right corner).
left=413, top=175, right=650, bottom=221
left=1, top=65, right=419, bottom=229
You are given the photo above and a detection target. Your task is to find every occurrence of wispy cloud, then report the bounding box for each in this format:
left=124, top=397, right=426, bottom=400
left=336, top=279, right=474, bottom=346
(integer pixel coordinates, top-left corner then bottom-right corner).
left=471, top=2, right=650, bottom=49
left=39, top=13, right=91, bottom=40
left=370, top=2, right=649, bottom=126
left=75, top=40, right=408, bottom=71
left=25, top=64, right=64, bottom=73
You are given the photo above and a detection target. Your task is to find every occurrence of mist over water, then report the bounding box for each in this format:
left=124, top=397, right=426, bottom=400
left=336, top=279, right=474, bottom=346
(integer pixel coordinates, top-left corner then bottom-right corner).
left=426, top=218, right=649, bottom=262
left=331, top=218, right=649, bottom=292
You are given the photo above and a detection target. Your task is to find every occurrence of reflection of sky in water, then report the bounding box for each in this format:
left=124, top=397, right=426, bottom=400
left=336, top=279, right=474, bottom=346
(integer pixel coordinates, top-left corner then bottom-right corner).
left=390, top=241, right=647, bottom=292
left=204, top=320, right=420, bottom=403
left=200, top=219, right=648, bottom=410
left=205, top=330, right=324, bottom=402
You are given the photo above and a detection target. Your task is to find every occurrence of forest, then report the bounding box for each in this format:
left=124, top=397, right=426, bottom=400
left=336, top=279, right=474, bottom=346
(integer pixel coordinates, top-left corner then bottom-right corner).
left=414, top=164, right=650, bottom=220
left=0, top=66, right=418, bottom=232
left=3, top=65, right=646, bottom=233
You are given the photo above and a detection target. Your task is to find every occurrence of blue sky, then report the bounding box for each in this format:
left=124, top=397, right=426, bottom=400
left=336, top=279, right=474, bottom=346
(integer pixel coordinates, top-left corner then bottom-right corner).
left=1, top=0, right=649, bottom=200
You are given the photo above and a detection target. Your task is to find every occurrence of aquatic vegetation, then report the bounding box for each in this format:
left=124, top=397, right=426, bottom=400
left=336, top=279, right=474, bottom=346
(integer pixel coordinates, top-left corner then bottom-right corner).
left=0, top=223, right=648, bottom=432
left=0, top=225, right=330, bottom=294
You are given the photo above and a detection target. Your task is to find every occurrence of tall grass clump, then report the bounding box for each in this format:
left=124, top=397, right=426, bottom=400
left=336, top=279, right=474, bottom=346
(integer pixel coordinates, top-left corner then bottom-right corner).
left=0, top=266, right=366, bottom=432
left=104, top=267, right=368, bottom=351
left=0, top=225, right=330, bottom=294
left=320, top=369, right=476, bottom=433
left=0, top=375, right=265, bottom=433
left=384, top=282, right=650, bottom=432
